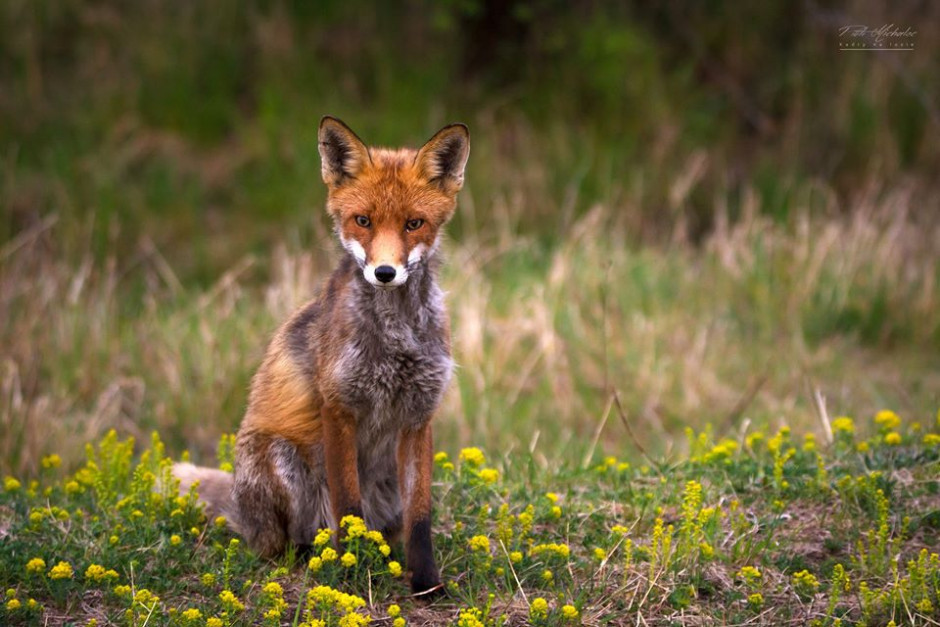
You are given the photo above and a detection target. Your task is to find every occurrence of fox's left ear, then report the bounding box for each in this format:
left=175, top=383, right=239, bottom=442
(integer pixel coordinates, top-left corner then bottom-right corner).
left=415, top=124, right=470, bottom=193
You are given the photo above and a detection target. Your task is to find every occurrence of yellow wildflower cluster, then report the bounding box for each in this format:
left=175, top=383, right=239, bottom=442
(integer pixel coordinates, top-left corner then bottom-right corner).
left=832, top=416, right=855, bottom=436
left=49, top=561, right=74, bottom=580
left=530, top=597, right=549, bottom=619
left=218, top=589, right=245, bottom=613
left=874, top=410, right=901, bottom=431
left=468, top=535, right=491, bottom=553
left=456, top=608, right=486, bottom=627
left=529, top=543, right=570, bottom=559
left=792, top=569, right=820, bottom=593
left=459, top=447, right=486, bottom=467
left=84, top=564, right=119, bottom=583
left=261, top=581, right=287, bottom=622
left=25, top=558, right=46, bottom=575
left=300, top=585, right=369, bottom=627
left=478, top=468, right=499, bottom=484
left=561, top=604, right=579, bottom=619
left=736, top=565, right=762, bottom=588
left=314, top=527, right=333, bottom=546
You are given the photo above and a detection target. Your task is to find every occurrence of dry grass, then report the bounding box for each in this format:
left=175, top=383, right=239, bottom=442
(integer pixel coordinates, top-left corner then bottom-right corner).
left=2, top=174, right=938, bottom=477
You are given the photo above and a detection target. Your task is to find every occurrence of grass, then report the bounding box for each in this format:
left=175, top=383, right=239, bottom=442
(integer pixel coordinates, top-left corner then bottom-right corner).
left=2, top=187, right=939, bottom=474
left=2, top=412, right=940, bottom=625
left=2, top=3, right=939, bottom=623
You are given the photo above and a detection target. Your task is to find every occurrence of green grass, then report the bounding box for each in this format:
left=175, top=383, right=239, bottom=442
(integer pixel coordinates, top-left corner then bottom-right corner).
left=2, top=2, right=940, bottom=623
left=2, top=412, right=940, bottom=625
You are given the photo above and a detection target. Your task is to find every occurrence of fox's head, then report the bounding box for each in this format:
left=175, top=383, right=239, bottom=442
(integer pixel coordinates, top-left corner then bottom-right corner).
left=318, top=116, right=470, bottom=289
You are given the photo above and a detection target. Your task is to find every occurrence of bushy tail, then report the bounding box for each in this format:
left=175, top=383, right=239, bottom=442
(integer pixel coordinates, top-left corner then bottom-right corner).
left=173, top=462, right=240, bottom=533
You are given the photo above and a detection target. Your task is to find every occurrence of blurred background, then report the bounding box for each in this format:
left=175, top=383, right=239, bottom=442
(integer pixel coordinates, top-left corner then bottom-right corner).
left=1, top=0, right=938, bottom=475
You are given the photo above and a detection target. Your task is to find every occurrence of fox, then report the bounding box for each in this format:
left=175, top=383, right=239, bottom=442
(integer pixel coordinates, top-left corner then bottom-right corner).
left=173, top=116, right=469, bottom=595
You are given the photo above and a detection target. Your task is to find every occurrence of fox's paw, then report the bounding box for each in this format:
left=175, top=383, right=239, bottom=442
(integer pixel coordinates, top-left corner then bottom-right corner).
left=409, top=563, right=443, bottom=600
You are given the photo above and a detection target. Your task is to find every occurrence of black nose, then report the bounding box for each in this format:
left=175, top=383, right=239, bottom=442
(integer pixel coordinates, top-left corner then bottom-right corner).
left=374, top=265, right=397, bottom=283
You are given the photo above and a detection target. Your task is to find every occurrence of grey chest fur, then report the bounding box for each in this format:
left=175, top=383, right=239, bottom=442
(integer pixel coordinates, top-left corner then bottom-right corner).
left=334, top=283, right=453, bottom=432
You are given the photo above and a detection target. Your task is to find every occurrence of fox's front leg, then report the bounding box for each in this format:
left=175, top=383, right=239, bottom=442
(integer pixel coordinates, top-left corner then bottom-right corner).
left=322, top=403, right=363, bottom=527
left=398, top=421, right=441, bottom=595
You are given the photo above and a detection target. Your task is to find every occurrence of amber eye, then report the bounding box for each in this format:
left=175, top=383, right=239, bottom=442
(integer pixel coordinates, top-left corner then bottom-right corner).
left=405, top=218, right=424, bottom=232
left=355, top=215, right=371, bottom=228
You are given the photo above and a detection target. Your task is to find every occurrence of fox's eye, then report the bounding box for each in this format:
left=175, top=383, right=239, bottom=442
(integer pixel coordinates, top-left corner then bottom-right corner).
left=355, top=215, right=371, bottom=228
left=405, top=218, right=424, bottom=232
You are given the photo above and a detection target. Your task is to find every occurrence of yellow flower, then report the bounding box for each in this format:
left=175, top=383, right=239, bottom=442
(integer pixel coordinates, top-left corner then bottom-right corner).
left=561, top=604, right=579, bottom=619
left=219, top=590, right=244, bottom=612
left=341, top=552, right=357, bottom=568
left=49, top=561, right=73, bottom=580
left=308, top=556, right=322, bottom=572
left=201, top=573, right=216, bottom=586
left=457, top=609, right=485, bottom=627
left=6, top=598, right=21, bottom=611
left=593, top=547, right=606, bottom=561
left=551, top=506, right=562, bottom=518
left=113, top=585, right=132, bottom=597
left=530, top=543, right=570, bottom=559
left=433, top=451, right=449, bottom=464
left=263, top=582, right=283, bottom=597
left=41, top=454, right=62, bottom=469
left=320, top=547, right=338, bottom=562
left=545, top=492, right=559, bottom=503
left=478, top=468, right=499, bottom=484
left=133, top=589, right=159, bottom=606
left=181, top=608, right=202, bottom=622
left=388, top=604, right=401, bottom=618
left=468, top=535, right=490, bottom=552
left=26, top=558, right=46, bottom=574
left=459, top=447, right=486, bottom=467
left=379, top=543, right=391, bottom=556
left=214, top=515, right=227, bottom=529
left=340, top=515, right=368, bottom=538
left=510, top=551, right=523, bottom=563
left=64, top=481, right=82, bottom=494
left=393, top=618, right=406, bottom=627
left=884, top=432, right=902, bottom=446
left=206, top=618, right=223, bottom=627
left=4, top=477, right=21, bottom=492
left=530, top=597, right=549, bottom=619
left=170, top=534, right=182, bottom=546
left=26, top=599, right=38, bottom=610
left=923, top=434, right=940, bottom=446
left=792, top=569, right=820, bottom=592
left=857, top=441, right=870, bottom=453
left=313, top=528, right=333, bottom=546
left=541, top=569, right=553, bottom=582
left=875, top=410, right=901, bottom=430
left=748, top=592, right=764, bottom=610
left=388, top=561, right=403, bottom=577
left=737, top=566, right=762, bottom=584
left=832, top=416, right=854, bottom=435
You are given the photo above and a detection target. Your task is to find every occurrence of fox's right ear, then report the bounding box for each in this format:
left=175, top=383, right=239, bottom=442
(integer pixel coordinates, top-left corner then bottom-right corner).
left=318, top=116, right=371, bottom=186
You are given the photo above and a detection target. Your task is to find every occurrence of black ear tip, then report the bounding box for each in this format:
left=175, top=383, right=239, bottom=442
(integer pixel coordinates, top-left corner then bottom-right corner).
left=320, top=116, right=346, bottom=131
left=444, top=123, right=469, bottom=139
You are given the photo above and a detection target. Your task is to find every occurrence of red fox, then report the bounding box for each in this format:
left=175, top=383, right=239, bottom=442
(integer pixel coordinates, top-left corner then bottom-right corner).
left=174, top=116, right=469, bottom=595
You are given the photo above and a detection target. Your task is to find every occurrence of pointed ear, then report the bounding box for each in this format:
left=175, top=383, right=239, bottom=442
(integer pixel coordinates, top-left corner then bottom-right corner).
left=318, top=116, right=371, bottom=186
left=415, top=124, right=470, bottom=193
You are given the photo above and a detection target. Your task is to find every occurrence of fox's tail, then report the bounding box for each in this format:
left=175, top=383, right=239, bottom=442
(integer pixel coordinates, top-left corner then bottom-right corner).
left=172, top=462, right=240, bottom=533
